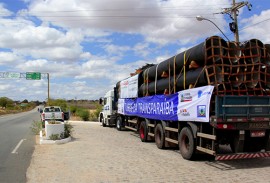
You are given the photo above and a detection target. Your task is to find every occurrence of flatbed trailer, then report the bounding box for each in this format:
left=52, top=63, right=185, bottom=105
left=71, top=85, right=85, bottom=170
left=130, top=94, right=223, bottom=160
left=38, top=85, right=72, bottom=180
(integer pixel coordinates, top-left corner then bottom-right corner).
left=100, top=89, right=270, bottom=160
left=99, top=36, right=270, bottom=160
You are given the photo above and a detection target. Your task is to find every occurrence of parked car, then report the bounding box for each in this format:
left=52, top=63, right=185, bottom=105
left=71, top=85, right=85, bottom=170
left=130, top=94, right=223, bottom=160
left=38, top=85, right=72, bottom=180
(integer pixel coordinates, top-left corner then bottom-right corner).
left=41, top=106, right=65, bottom=122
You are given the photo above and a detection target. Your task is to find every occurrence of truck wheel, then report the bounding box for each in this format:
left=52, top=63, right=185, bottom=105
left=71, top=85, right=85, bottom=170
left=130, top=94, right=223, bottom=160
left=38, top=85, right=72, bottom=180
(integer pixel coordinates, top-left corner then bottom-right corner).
left=139, top=121, right=148, bottom=142
left=116, top=117, right=123, bottom=131
left=179, top=127, right=196, bottom=160
left=230, top=136, right=244, bottom=153
left=99, top=115, right=103, bottom=123
left=244, top=137, right=265, bottom=152
left=266, top=137, right=270, bottom=151
left=266, top=131, right=270, bottom=151
left=155, top=123, right=165, bottom=149
left=102, top=118, right=107, bottom=127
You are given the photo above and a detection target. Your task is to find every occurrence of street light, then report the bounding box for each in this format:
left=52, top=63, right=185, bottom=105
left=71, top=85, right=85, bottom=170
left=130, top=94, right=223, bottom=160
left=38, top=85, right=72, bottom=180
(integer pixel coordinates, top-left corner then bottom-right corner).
left=196, top=15, right=230, bottom=42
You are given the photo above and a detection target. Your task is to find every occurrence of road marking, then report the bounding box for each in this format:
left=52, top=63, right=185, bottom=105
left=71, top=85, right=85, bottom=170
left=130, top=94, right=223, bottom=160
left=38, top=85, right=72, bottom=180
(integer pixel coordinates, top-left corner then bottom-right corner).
left=11, top=139, right=26, bottom=154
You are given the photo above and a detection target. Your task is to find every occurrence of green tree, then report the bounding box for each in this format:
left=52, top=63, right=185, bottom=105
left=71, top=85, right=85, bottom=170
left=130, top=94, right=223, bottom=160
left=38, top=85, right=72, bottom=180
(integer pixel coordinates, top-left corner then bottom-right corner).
left=94, top=102, right=102, bottom=119
left=76, top=108, right=90, bottom=121
left=0, top=97, right=13, bottom=108
left=22, top=99, right=29, bottom=103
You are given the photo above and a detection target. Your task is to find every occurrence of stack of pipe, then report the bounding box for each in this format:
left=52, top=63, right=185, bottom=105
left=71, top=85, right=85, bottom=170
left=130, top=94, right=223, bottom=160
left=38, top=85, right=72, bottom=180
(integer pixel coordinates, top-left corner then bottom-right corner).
left=135, top=35, right=270, bottom=97
left=138, top=36, right=227, bottom=96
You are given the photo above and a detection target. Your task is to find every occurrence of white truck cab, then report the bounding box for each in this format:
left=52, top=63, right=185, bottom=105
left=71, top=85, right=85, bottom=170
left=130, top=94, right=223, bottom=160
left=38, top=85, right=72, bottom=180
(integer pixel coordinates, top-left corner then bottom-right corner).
left=99, top=90, right=116, bottom=127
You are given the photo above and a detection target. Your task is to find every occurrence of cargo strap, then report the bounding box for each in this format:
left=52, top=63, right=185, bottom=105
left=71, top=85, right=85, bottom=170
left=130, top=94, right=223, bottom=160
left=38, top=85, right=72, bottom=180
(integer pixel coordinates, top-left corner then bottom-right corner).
left=183, top=51, right=186, bottom=89
left=155, top=63, right=160, bottom=94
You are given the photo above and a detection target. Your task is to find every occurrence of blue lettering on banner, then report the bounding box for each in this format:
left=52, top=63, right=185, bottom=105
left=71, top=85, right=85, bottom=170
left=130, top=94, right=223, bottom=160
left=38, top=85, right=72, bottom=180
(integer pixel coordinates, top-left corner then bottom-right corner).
left=123, top=93, right=179, bottom=121
left=120, top=85, right=214, bottom=122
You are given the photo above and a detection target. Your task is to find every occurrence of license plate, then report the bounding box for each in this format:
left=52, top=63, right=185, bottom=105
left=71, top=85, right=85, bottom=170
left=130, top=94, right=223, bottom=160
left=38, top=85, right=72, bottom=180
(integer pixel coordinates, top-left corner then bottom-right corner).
left=249, top=122, right=268, bottom=129
left=250, top=130, right=265, bottom=137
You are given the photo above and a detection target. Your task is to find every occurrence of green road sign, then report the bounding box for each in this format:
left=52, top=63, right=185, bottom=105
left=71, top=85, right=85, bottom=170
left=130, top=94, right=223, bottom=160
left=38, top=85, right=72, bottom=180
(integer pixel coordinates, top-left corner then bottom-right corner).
left=26, top=72, right=41, bottom=80
left=5, top=72, right=20, bottom=79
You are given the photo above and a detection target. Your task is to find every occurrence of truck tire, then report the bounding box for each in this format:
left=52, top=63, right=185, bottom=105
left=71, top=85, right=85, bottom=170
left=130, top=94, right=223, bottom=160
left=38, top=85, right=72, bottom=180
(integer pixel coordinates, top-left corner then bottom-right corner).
left=179, top=127, right=196, bottom=160
left=102, top=118, right=107, bottom=127
left=116, top=117, right=123, bottom=131
left=230, top=136, right=244, bottom=153
left=99, top=114, right=103, bottom=123
left=266, top=131, right=270, bottom=151
left=139, top=121, right=148, bottom=142
left=266, top=137, right=270, bottom=151
left=155, top=123, right=165, bottom=149
left=244, top=136, right=266, bottom=152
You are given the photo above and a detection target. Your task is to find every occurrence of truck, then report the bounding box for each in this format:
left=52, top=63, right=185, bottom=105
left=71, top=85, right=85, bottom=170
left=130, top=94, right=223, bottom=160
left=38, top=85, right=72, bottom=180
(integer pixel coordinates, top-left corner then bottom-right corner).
left=99, top=36, right=270, bottom=160
left=41, top=106, right=65, bottom=123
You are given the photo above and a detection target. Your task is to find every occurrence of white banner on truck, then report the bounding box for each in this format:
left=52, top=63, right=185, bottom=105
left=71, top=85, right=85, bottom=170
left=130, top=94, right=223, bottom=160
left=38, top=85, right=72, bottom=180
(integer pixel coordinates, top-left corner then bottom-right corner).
left=117, top=98, right=125, bottom=114
left=177, top=85, right=214, bottom=122
left=120, top=74, right=138, bottom=98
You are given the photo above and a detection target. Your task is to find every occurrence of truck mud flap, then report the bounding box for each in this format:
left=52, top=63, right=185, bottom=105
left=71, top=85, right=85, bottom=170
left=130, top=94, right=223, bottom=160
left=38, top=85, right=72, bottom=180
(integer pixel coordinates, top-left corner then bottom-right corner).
left=215, top=152, right=270, bottom=161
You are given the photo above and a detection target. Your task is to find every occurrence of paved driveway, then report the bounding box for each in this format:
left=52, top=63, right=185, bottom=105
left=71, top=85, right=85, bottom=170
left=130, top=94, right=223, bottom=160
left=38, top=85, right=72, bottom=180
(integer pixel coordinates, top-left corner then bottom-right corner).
left=27, top=122, right=270, bottom=183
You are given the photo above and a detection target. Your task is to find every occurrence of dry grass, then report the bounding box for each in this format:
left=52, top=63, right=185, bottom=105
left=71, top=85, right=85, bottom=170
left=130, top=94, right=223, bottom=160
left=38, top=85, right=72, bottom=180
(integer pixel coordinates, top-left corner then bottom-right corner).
left=69, top=109, right=97, bottom=121
left=67, top=101, right=98, bottom=109
left=0, top=109, right=25, bottom=116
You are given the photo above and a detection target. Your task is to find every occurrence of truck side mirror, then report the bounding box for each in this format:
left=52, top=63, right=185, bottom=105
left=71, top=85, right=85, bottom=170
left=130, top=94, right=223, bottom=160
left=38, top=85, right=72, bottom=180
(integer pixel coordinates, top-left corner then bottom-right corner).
left=99, top=98, right=104, bottom=105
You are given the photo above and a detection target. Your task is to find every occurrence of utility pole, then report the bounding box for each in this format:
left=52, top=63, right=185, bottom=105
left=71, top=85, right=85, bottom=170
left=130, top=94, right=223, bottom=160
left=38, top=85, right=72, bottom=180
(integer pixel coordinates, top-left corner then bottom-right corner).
left=47, top=73, right=50, bottom=105
left=221, top=0, right=252, bottom=43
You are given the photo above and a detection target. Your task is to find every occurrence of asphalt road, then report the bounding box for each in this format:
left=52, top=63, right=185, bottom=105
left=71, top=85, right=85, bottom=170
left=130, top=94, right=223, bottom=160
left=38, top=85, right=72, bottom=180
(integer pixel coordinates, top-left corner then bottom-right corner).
left=0, top=108, right=41, bottom=183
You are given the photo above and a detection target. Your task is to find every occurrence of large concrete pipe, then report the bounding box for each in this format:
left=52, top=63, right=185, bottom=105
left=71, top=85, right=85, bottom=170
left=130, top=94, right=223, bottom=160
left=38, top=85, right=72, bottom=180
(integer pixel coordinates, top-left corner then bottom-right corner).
left=227, top=42, right=241, bottom=64
left=230, top=66, right=245, bottom=88
left=262, top=43, right=270, bottom=87
left=142, top=36, right=227, bottom=81
left=245, top=66, right=260, bottom=88
left=139, top=67, right=206, bottom=96
left=139, top=66, right=222, bottom=96
left=264, top=44, right=270, bottom=65
left=243, top=39, right=264, bottom=63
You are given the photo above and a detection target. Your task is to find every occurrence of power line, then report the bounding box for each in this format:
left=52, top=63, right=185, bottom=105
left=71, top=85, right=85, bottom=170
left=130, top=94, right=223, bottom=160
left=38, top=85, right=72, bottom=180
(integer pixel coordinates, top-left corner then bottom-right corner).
left=239, top=17, right=270, bottom=31
left=20, top=15, right=217, bottom=19
left=26, top=4, right=230, bottom=13
left=225, top=17, right=270, bottom=38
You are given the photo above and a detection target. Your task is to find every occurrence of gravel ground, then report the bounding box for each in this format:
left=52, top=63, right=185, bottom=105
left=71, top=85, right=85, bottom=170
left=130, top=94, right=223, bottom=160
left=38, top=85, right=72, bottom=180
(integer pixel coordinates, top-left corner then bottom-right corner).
left=26, top=121, right=270, bottom=183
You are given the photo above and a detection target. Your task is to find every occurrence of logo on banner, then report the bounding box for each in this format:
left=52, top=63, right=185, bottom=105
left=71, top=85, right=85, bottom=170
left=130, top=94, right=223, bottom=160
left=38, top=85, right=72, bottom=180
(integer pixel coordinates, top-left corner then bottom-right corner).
left=179, top=109, right=190, bottom=116
left=197, top=105, right=206, bottom=117
left=180, top=93, right=192, bottom=102
left=198, top=90, right=211, bottom=98
left=121, top=80, right=129, bottom=86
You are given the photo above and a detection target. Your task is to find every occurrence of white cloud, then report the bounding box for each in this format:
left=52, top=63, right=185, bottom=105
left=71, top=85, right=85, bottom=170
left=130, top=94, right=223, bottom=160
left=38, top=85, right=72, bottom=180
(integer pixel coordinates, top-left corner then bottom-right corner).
left=240, top=10, right=270, bottom=43
left=133, top=42, right=150, bottom=57
left=0, top=52, right=22, bottom=65
left=103, top=44, right=130, bottom=56
left=0, top=3, right=13, bottom=17
left=0, top=17, right=87, bottom=61
left=15, top=59, right=79, bottom=78
left=0, top=83, right=12, bottom=90
left=26, top=0, right=231, bottom=45
left=0, top=0, right=267, bottom=102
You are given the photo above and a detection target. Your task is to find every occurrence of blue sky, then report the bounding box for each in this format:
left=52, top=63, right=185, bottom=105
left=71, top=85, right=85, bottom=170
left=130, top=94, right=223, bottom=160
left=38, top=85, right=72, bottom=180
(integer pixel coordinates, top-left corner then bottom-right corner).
left=0, top=0, right=269, bottom=101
